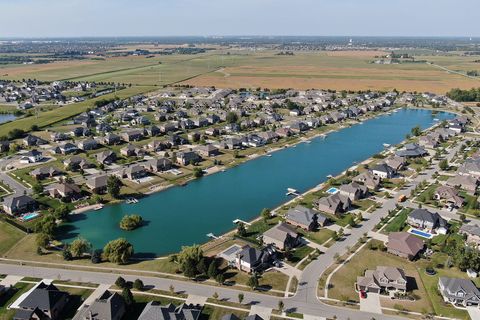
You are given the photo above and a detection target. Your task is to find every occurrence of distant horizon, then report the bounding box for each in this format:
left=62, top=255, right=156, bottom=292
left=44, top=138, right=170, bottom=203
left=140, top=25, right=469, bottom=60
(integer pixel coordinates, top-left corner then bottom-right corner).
left=1, top=0, right=478, bottom=38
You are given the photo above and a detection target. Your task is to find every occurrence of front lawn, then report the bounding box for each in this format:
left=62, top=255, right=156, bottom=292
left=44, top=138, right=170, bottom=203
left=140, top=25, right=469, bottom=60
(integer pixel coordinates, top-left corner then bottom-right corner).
left=0, top=221, right=26, bottom=255
left=0, top=282, right=34, bottom=318
left=328, top=241, right=434, bottom=314
left=383, top=208, right=412, bottom=233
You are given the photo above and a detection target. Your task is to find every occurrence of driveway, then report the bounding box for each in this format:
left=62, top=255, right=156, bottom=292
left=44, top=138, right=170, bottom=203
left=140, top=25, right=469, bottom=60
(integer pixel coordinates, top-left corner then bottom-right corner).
left=359, top=292, right=382, bottom=314
left=467, top=306, right=480, bottom=320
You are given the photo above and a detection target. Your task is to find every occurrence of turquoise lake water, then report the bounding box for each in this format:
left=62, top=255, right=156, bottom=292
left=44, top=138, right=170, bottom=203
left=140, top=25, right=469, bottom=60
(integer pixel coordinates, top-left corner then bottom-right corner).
left=0, top=114, right=17, bottom=124
left=59, top=109, right=454, bottom=256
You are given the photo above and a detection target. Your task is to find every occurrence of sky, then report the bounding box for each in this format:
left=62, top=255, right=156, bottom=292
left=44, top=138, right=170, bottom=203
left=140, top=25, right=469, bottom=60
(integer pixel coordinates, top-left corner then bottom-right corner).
left=1, top=0, right=479, bottom=38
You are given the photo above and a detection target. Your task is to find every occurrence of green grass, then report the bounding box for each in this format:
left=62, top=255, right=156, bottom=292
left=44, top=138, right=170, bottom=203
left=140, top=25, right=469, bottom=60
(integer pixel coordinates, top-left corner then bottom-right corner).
left=0, top=221, right=26, bottom=255
left=383, top=208, right=412, bottom=233
left=289, top=246, right=314, bottom=264
left=0, top=282, right=34, bottom=318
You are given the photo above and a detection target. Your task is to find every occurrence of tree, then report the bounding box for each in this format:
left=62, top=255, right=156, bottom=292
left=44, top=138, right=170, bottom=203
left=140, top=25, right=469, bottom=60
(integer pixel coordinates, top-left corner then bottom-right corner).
left=193, top=167, right=204, bottom=178
left=115, top=276, right=127, bottom=288
left=261, top=208, right=271, bottom=222
left=215, top=273, right=225, bottom=284
left=62, top=245, right=72, bottom=261
left=178, top=245, right=204, bottom=278
left=238, top=293, right=244, bottom=304
left=107, top=175, right=122, bottom=198
left=247, top=274, right=259, bottom=290
left=278, top=300, right=285, bottom=312
left=70, top=237, right=91, bottom=258
left=122, top=288, right=134, bottom=307
left=103, top=238, right=134, bottom=264
left=346, top=215, right=356, bottom=228
left=212, top=292, right=219, bottom=300
left=439, top=159, right=449, bottom=171
left=91, top=249, right=102, bottom=264
left=411, top=126, right=422, bottom=137
left=54, top=204, right=70, bottom=221
left=226, top=111, right=238, bottom=124
left=197, top=258, right=208, bottom=275
left=207, top=260, right=219, bottom=278
left=133, top=279, right=144, bottom=291
left=119, top=214, right=143, bottom=231
left=236, top=222, right=247, bottom=237
left=32, top=183, right=44, bottom=195
left=35, top=215, right=56, bottom=238
left=36, top=233, right=50, bottom=248
left=169, top=284, right=175, bottom=295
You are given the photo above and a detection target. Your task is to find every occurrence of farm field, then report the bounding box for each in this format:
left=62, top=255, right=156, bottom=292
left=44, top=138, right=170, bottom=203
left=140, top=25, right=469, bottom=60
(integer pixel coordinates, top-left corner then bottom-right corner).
left=182, top=51, right=480, bottom=93
left=1, top=49, right=478, bottom=94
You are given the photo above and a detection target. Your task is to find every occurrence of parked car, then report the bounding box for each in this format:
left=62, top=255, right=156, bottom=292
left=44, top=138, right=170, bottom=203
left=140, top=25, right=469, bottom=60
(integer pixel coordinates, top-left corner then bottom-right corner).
left=360, top=290, right=367, bottom=299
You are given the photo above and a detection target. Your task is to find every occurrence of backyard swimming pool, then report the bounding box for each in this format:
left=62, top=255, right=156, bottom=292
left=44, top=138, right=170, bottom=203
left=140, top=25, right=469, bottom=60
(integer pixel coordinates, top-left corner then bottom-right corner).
left=409, top=228, right=433, bottom=239
left=326, top=187, right=339, bottom=194
left=21, top=212, right=40, bottom=221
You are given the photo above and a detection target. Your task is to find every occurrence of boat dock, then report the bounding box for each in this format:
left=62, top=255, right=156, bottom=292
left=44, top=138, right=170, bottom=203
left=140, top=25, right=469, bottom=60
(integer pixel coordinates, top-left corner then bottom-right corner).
left=207, top=233, right=220, bottom=239
left=286, top=187, right=299, bottom=196
left=233, top=219, right=251, bottom=226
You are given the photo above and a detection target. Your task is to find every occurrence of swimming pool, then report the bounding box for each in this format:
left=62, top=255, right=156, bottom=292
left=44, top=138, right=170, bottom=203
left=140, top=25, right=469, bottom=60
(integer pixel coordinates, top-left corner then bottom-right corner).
left=409, top=228, right=432, bottom=239
left=326, top=187, right=339, bottom=194
left=22, top=212, right=39, bottom=221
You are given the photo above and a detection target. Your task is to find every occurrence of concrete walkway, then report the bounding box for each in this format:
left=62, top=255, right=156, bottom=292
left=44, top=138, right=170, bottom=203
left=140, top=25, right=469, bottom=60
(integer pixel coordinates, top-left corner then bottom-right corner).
left=303, top=315, right=327, bottom=320
left=273, top=263, right=301, bottom=279
left=0, top=275, right=22, bottom=287
left=304, top=239, right=328, bottom=252
left=185, top=294, right=207, bottom=306
left=368, top=231, right=388, bottom=243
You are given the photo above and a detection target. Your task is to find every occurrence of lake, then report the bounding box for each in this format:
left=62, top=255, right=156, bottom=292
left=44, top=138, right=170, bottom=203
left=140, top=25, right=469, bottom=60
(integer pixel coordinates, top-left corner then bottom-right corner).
left=60, top=108, right=454, bottom=256
left=0, top=114, right=17, bottom=124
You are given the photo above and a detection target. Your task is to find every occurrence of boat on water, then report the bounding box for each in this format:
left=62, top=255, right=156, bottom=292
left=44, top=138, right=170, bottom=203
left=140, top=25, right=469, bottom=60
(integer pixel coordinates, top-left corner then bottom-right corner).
left=433, top=118, right=439, bottom=121
left=286, top=187, right=299, bottom=196
left=327, top=174, right=334, bottom=179
left=383, top=143, right=391, bottom=148
left=126, top=198, right=139, bottom=204
left=266, top=154, right=272, bottom=157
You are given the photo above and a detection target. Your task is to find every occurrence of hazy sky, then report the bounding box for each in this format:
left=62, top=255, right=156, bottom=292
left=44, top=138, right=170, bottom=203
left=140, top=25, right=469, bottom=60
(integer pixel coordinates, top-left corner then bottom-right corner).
left=1, top=0, right=479, bottom=38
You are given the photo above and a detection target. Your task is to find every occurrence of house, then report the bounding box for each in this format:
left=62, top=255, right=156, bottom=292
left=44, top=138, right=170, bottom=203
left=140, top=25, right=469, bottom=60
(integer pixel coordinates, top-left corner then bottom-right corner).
left=86, top=175, right=108, bottom=194
left=2, top=195, right=37, bottom=215
left=285, top=205, right=327, bottom=230
left=419, top=135, right=440, bottom=149
left=121, top=129, right=144, bottom=142
left=48, top=182, right=81, bottom=199
left=143, top=158, right=172, bottom=173
left=356, top=266, right=407, bottom=294
left=459, top=224, right=480, bottom=247
left=30, top=166, right=62, bottom=180
left=23, top=134, right=47, bottom=147
left=103, top=133, right=121, bottom=145
left=434, top=185, right=464, bottom=208
left=407, top=208, right=448, bottom=234
left=95, top=150, right=117, bottom=164
left=13, top=282, right=68, bottom=320
left=395, top=143, right=428, bottom=158
left=196, top=144, right=219, bottom=157
left=235, top=245, right=276, bottom=273
left=371, top=163, right=396, bottom=179
left=0, top=140, right=10, bottom=153
left=458, top=158, right=480, bottom=178
left=77, top=138, right=98, bottom=151
left=19, top=149, right=43, bottom=163
left=262, top=222, right=302, bottom=250
left=385, top=156, right=407, bottom=172
left=122, top=165, right=147, bottom=181
left=138, top=302, right=201, bottom=320
left=446, top=175, right=478, bottom=194
left=315, top=193, right=351, bottom=216
left=438, top=277, right=480, bottom=308
left=63, top=156, right=93, bottom=171
left=120, top=144, right=145, bottom=157
left=176, top=151, right=201, bottom=166
left=146, top=140, right=167, bottom=152
left=339, top=182, right=368, bottom=201
left=353, top=171, right=381, bottom=191
left=55, top=142, right=78, bottom=155
left=387, top=232, right=424, bottom=260
left=73, top=290, right=126, bottom=320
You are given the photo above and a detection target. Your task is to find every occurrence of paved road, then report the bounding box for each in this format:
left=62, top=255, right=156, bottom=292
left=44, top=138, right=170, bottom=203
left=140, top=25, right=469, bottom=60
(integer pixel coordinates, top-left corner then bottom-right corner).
left=0, top=172, right=30, bottom=195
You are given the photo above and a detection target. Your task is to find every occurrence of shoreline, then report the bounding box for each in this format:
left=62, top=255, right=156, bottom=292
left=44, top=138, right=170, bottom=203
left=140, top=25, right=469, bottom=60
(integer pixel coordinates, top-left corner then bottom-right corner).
left=90, top=106, right=454, bottom=259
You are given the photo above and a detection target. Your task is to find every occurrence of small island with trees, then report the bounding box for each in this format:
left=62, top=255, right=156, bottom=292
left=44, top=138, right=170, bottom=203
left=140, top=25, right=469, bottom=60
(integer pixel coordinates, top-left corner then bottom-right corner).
left=119, top=214, right=144, bottom=231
